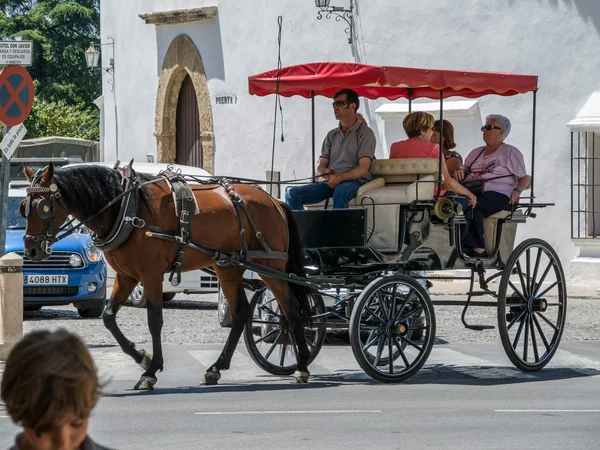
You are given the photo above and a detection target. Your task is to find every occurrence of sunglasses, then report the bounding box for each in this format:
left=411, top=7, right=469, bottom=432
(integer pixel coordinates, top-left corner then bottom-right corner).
left=332, top=100, right=353, bottom=107
left=481, top=124, right=502, bottom=131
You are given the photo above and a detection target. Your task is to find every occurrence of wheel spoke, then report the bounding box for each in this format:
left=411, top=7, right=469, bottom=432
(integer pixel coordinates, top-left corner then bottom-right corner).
left=508, top=280, right=528, bottom=304
left=515, top=260, right=529, bottom=298
left=398, top=304, right=424, bottom=323
left=373, top=334, right=386, bottom=367
left=535, top=280, right=560, bottom=299
left=532, top=260, right=553, bottom=298
left=259, top=305, right=282, bottom=319
left=279, top=339, right=287, bottom=366
left=376, top=290, right=390, bottom=320
left=393, top=337, right=411, bottom=368
left=393, top=289, right=412, bottom=321
left=264, top=332, right=282, bottom=359
left=507, top=308, right=527, bottom=331
left=362, top=330, right=383, bottom=351
left=512, top=313, right=527, bottom=349
left=529, top=314, right=540, bottom=362
left=523, top=312, right=530, bottom=362
left=390, top=286, right=398, bottom=321
left=530, top=248, right=543, bottom=295
left=399, top=335, right=424, bottom=352
left=252, top=319, right=281, bottom=326
left=532, top=313, right=551, bottom=352
left=388, top=338, right=394, bottom=374
left=363, top=304, right=386, bottom=326
left=535, top=310, right=559, bottom=332
left=525, top=248, right=532, bottom=295
left=254, top=327, right=281, bottom=344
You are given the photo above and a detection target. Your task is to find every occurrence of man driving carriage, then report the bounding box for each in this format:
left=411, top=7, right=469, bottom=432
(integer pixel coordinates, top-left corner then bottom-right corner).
left=285, top=88, right=376, bottom=210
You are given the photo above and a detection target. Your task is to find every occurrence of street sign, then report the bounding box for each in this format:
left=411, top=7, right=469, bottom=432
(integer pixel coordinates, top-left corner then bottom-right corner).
left=0, top=40, right=32, bottom=66
left=0, top=65, right=34, bottom=126
left=0, top=123, right=26, bottom=159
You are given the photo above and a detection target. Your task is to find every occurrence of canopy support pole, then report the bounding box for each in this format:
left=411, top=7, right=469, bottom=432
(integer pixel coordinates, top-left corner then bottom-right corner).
left=436, top=89, right=444, bottom=200
left=530, top=90, right=537, bottom=201
left=408, top=88, right=413, bottom=113
left=311, top=90, right=316, bottom=179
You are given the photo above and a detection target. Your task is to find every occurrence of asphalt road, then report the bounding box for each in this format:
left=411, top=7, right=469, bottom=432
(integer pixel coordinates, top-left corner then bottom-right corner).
left=1, top=292, right=599, bottom=449
left=2, top=341, right=599, bottom=449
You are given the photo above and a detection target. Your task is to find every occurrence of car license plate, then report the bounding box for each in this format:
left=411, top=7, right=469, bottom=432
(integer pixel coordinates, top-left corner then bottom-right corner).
left=26, top=275, right=69, bottom=285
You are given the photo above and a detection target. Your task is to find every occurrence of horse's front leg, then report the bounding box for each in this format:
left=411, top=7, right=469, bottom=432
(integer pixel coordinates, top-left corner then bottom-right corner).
left=134, top=277, right=164, bottom=390
left=102, top=274, right=151, bottom=368
left=201, top=268, right=249, bottom=385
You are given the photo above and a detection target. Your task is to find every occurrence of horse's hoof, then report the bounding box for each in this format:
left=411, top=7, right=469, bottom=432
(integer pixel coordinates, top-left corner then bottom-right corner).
left=200, top=371, right=221, bottom=385
left=139, top=350, right=152, bottom=371
left=292, top=370, right=310, bottom=384
left=134, top=375, right=157, bottom=391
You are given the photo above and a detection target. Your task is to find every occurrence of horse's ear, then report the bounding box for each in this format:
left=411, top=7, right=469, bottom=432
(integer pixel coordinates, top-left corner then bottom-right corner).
left=40, top=162, right=54, bottom=186
left=23, top=164, right=35, bottom=181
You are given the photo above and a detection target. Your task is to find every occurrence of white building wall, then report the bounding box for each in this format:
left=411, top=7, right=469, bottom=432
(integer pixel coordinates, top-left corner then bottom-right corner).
left=100, top=0, right=600, bottom=277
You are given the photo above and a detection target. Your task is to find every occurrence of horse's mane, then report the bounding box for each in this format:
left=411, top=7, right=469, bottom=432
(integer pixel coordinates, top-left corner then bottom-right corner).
left=52, top=165, right=154, bottom=227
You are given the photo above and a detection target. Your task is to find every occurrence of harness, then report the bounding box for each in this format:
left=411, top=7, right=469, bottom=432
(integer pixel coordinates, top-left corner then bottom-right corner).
left=23, top=164, right=289, bottom=286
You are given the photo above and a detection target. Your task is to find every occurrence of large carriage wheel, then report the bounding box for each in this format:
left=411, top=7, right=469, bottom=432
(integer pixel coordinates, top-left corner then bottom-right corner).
left=243, top=287, right=327, bottom=376
left=497, top=238, right=567, bottom=371
left=349, top=275, right=436, bottom=383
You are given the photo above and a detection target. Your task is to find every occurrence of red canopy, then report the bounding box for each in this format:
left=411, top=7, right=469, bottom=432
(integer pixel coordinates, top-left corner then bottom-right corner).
left=248, top=62, right=538, bottom=100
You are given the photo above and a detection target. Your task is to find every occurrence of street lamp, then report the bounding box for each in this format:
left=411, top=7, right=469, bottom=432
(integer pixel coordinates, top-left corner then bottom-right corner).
left=314, top=0, right=353, bottom=44
left=84, top=37, right=114, bottom=91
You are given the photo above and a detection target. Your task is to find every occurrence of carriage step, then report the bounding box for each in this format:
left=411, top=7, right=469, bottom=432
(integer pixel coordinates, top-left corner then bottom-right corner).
left=463, top=324, right=495, bottom=331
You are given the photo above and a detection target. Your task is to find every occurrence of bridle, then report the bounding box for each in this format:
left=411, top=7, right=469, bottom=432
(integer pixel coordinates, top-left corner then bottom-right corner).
left=22, top=169, right=71, bottom=255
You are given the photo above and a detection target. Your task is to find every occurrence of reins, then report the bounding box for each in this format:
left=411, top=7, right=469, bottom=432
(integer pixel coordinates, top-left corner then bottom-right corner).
left=24, top=165, right=321, bottom=247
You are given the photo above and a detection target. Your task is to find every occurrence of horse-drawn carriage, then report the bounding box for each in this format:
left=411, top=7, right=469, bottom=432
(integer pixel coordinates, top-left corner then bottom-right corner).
left=20, top=62, right=566, bottom=389
left=243, top=62, right=566, bottom=383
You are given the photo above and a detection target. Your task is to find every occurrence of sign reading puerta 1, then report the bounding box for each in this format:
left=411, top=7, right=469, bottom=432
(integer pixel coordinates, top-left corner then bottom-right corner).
left=0, top=65, right=34, bottom=126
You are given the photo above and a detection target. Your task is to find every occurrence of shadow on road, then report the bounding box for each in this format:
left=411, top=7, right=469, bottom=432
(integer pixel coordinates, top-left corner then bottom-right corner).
left=103, top=380, right=347, bottom=398
left=403, top=365, right=600, bottom=386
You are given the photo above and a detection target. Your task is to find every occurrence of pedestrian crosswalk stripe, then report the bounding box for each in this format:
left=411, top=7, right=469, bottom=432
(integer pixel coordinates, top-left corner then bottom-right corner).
left=86, top=344, right=600, bottom=384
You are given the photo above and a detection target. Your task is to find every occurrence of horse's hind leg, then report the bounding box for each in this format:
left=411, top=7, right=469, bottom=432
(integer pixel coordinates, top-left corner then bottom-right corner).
left=201, top=266, right=249, bottom=385
left=102, top=274, right=151, bottom=370
left=259, top=276, right=312, bottom=383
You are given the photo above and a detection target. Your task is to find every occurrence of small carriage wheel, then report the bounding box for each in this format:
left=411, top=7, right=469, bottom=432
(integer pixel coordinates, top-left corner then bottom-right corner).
left=243, top=287, right=327, bottom=376
left=497, top=238, right=567, bottom=371
left=349, top=275, right=436, bottom=383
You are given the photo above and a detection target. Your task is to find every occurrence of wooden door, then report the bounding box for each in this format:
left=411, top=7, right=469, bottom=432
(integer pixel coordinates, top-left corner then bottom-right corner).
left=176, top=75, right=202, bottom=167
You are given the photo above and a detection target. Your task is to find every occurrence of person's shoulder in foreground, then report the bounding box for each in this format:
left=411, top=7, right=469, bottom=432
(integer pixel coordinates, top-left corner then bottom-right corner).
left=1, top=329, right=115, bottom=450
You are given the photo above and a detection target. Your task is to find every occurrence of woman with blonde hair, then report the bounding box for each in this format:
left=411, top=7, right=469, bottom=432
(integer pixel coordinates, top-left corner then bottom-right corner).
left=1, top=329, right=113, bottom=450
left=389, top=111, right=476, bottom=205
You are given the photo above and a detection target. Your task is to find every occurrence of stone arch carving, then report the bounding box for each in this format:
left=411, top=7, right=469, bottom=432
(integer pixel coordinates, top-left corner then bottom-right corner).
left=155, top=34, right=214, bottom=173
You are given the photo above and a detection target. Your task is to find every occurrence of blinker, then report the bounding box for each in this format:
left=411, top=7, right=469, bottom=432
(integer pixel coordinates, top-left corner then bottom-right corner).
left=37, top=199, right=52, bottom=220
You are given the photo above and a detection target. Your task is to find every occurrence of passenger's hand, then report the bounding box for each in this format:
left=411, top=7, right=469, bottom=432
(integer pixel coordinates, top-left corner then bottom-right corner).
left=325, top=173, right=343, bottom=188
left=454, top=169, right=465, bottom=182
left=467, top=195, right=477, bottom=207
left=510, top=190, right=520, bottom=204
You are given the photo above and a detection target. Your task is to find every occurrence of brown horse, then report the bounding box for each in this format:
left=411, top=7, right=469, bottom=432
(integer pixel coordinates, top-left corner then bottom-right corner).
left=21, top=163, right=313, bottom=390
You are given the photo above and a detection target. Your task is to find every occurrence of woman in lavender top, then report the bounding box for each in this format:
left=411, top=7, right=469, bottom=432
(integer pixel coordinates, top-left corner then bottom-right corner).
left=455, top=114, right=530, bottom=258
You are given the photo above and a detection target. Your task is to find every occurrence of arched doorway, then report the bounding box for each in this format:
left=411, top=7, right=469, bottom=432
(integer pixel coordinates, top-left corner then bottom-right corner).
left=176, top=75, right=202, bottom=167
left=155, top=35, right=215, bottom=173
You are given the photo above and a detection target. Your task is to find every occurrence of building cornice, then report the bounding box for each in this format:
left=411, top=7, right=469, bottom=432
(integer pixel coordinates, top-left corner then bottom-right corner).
left=139, top=6, right=217, bottom=26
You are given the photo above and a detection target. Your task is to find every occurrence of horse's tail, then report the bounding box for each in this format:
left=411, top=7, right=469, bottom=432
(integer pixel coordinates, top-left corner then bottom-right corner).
left=280, top=201, right=312, bottom=322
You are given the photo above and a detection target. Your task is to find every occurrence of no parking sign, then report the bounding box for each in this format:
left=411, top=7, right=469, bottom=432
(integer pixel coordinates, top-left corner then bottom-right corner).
left=0, top=65, right=34, bottom=126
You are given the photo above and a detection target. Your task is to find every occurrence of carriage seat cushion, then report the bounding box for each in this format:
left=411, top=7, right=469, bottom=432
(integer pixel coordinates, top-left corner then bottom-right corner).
left=302, top=178, right=384, bottom=209
left=370, top=158, right=440, bottom=184
left=302, top=158, right=439, bottom=210
left=483, top=210, right=524, bottom=254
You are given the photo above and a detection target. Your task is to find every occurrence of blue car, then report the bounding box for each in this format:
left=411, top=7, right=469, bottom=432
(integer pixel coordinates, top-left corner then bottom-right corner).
left=5, top=188, right=107, bottom=317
